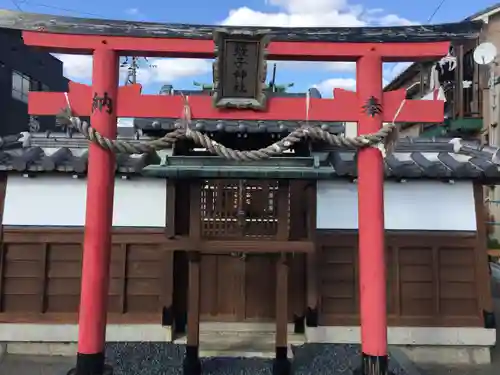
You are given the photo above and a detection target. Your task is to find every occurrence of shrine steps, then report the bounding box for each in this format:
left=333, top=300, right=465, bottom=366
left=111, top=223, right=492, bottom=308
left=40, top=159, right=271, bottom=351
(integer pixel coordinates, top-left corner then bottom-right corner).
left=173, top=322, right=305, bottom=358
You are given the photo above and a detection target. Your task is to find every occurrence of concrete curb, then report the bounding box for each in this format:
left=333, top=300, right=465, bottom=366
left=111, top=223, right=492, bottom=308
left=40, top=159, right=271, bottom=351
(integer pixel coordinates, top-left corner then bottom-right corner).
left=389, top=346, right=423, bottom=375
left=0, top=343, right=7, bottom=364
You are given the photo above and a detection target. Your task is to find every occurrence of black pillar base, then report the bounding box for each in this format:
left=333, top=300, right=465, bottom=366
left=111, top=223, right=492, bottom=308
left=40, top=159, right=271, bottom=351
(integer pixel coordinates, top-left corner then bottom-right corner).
left=67, top=353, right=113, bottom=375
left=273, top=346, right=291, bottom=375
left=162, top=305, right=174, bottom=327
left=353, top=353, right=390, bottom=375
left=175, top=311, right=187, bottom=334
left=305, top=306, right=318, bottom=327
left=293, top=314, right=305, bottom=334
left=483, top=310, right=497, bottom=329
left=183, top=345, right=201, bottom=375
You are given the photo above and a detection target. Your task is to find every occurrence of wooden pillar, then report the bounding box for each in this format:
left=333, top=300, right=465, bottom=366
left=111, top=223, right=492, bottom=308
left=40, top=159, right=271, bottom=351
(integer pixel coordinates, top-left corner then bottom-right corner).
left=305, top=182, right=318, bottom=327
left=184, top=181, right=202, bottom=375
left=356, top=53, right=388, bottom=375
left=73, top=48, right=118, bottom=375
left=185, top=251, right=201, bottom=375
left=274, top=253, right=290, bottom=375
left=273, top=180, right=290, bottom=375
left=473, top=183, right=495, bottom=328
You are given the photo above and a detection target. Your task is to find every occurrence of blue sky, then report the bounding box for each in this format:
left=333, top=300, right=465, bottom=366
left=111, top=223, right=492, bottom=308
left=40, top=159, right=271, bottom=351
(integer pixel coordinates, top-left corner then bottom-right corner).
left=0, top=0, right=496, bottom=97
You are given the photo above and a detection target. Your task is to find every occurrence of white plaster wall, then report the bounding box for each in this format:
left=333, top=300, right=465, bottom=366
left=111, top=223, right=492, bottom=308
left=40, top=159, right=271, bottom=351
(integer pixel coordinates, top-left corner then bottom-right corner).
left=3, top=175, right=167, bottom=227
left=317, top=180, right=476, bottom=231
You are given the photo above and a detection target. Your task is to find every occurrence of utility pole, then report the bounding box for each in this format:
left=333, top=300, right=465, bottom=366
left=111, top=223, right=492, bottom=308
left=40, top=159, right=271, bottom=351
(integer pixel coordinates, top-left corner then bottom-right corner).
left=121, top=57, right=156, bottom=85
left=121, top=56, right=139, bottom=85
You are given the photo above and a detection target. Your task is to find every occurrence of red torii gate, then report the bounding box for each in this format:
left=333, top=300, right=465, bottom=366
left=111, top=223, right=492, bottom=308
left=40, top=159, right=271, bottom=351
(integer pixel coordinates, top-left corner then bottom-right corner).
left=1, top=9, right=481, bottom=375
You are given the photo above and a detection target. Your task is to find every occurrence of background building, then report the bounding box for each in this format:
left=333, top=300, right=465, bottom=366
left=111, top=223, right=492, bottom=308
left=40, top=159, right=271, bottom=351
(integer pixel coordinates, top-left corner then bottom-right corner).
left=384, top=4, right=500, bottom=243
left=0, top=29, right=68, bottom=136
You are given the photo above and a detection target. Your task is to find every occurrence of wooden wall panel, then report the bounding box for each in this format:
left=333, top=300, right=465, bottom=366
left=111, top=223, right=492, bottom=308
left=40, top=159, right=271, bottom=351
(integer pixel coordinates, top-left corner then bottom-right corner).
left=0, top=228, right=174, bottom=323
left=317, top=231, right=487, bottom=327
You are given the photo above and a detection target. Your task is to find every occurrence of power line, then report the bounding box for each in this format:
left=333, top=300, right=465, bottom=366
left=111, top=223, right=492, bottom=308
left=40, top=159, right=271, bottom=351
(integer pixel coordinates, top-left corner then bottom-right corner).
left=10, top=0, right=23, bottom=12
left=13, top=0, right=103, bottom=18
left=12, top=0, right=152, bottom=85
left=427, top=0, right=447, bottom=23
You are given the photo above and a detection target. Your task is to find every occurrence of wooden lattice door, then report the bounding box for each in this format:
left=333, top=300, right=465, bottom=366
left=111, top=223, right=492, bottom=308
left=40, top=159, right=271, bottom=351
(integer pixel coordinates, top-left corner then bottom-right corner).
left=200, top=179, right=283, bottom=239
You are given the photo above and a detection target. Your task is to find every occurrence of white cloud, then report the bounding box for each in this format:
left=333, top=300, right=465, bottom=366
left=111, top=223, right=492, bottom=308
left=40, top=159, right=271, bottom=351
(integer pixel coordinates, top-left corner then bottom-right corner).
left=56, top=1, right=414, bottom=93
left=221, top=0, right=413, bottom=92
left=152, top=59, right=211, bottom=82
left=314, top=76, right=393, bottom=97
left=221, top=0, right=411, bottom=28
left=315, top=78, right=357, bottom=96
left=221, top=6, right=365, bottom=27
left=326, top=62, right=356, bottom=73
left=385, top=62, right=413, bottom=81
left=54, top=55, right=211, bottom=86
left=56, top=54, right=93, bottom=80
left=125, top=8, right=140, bottom=15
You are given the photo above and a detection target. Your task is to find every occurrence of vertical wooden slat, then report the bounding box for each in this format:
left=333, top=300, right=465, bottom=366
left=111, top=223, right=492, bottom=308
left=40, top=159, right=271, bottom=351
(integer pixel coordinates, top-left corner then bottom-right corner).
left=457, top=44, right=465, bottom=118
left=277, top=180, right=290, bottom=240
left=471, top=39, right=480, bottom=115
left=275, top=253, right=288, bottom=348
left=0, top=173, right=7, bottom=239
left=275, top=180, right=290, bottom=353
left=305, top=182, right=318, bottom=323
left=235, top=254, right=247, bottom=321
left=187, top=180, right=201, bottom=349
left=190, top=181, right=202, bottom=240
left=353, top=236, right=360, bottom=316
left=0, top=243, right=4, bottom=312
left=432, top=246, right=440, bottom=318
left=39, top=243, right=48, bottom=313
left=187, top=251, right=201, bottom=346
left=0, top=174, right=7, bottom=312
left=473, top=183, right=493, bottom=318
left=392, top=245, right=401, bottom=317
left=160, top=250, right=174, bottom=317
left=165, top=180, right=176, bottom=238
left=119, top=244, right=128, bottom=313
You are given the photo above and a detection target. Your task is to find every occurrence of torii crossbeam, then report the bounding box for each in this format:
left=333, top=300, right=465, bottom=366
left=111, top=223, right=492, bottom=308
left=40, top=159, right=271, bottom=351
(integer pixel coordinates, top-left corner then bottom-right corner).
left=28, top=81, right=443, bottom=122
left=0, top=9, right=482, bottom=375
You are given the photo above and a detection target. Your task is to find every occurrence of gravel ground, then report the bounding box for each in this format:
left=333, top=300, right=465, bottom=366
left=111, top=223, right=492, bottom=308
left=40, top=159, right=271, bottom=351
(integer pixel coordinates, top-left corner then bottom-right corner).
left=0, top=343, right=411, bottom=375
left=104, top=342, right=410, bottom=375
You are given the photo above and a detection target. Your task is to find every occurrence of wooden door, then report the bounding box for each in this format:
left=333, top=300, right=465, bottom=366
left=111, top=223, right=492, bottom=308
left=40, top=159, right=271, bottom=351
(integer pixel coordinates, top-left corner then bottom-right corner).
left=244, top=254, right=276, bottom=321
left=200, top=254, right=245, bottom=321
left=199, top=254, right=276, bottom=322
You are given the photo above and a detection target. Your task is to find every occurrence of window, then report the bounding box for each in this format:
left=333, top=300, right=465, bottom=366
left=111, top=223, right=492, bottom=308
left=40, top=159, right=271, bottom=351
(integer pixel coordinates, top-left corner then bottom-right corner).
left=11, top=72, right=51, bottom=103
left=11, top=70, right=30, bottom=103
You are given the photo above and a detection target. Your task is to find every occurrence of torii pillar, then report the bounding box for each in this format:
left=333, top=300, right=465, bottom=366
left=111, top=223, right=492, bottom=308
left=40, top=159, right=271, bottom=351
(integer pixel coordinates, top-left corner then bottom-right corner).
left=356, top=53, right=388, bottom=375
left=73, top=48, right=119, bottom=375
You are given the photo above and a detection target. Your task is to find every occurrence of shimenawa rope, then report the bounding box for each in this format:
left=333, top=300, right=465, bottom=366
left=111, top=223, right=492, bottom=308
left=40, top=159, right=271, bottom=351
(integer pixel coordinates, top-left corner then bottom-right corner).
left=57, top=92, right=406, bottom=161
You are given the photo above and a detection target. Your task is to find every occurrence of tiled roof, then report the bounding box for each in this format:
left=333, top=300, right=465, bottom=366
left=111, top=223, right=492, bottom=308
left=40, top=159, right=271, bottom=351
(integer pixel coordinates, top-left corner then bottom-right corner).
left=0, top=132, right=164, bottom=174
left=133, top=118, right=345, bottom=134
left=319, top=138, right=500, bottom=179
left=1, top=131, right=500, bottom=180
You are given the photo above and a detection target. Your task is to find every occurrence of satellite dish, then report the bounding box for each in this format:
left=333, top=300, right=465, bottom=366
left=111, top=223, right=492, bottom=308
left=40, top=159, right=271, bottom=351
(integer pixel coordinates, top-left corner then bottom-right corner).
left=473, top=42, right=497, bottom=65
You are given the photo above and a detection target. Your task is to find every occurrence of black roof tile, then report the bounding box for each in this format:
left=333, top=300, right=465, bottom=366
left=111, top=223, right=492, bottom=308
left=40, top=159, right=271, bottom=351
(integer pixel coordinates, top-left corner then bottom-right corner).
left=134, top=118, right=345, bottom=134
